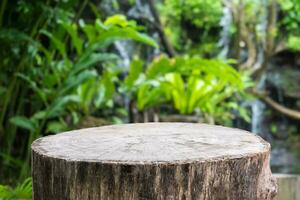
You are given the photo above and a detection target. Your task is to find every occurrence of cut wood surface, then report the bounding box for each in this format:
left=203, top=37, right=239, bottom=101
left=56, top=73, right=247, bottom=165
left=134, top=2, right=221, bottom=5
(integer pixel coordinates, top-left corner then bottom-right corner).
left=32, top=123, right=277, bottom=200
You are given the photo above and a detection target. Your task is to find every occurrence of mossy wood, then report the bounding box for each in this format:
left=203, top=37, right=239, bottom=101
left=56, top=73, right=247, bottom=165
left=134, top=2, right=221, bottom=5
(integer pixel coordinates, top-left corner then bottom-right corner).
left=32, top=123, right=277, bottom=200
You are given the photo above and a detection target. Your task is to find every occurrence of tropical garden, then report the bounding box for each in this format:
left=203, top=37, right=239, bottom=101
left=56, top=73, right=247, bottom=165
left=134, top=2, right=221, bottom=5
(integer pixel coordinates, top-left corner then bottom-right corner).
left=1, top=0, right=300, bottom=199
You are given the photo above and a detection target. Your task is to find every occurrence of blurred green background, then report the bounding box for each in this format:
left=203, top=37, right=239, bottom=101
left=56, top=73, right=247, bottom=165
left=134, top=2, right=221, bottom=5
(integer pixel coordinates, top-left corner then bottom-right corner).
left=1, top=0, right=300, bottom=199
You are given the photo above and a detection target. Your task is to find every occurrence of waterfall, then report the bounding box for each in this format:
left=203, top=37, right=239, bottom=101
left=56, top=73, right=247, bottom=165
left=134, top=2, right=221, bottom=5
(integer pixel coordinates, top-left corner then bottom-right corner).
left=251, top=101, right=266, bottom=134
left=127, top=0, right=153, bottom=20
left=114, top=0, right=157, bottom=71
left=253, top=0, right=268, bottom=71
left=218, top=0, right=232, bottom=59
left=114, top=41, right=132, bottom=70
left=251, top=74, right=267, bottom=135
left=250, top=0, right=269, bottom=135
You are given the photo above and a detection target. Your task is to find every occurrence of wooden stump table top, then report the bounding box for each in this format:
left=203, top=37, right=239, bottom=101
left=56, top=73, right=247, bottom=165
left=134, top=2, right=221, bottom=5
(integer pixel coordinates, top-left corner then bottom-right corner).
left=32, top=123, right=277, bottom=200
left=32, top=122, right=269, bottom=164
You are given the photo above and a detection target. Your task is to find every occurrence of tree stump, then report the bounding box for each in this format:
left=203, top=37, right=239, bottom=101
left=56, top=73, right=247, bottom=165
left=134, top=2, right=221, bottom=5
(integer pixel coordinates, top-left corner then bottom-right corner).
left=32, top=123, right=277, bottom=200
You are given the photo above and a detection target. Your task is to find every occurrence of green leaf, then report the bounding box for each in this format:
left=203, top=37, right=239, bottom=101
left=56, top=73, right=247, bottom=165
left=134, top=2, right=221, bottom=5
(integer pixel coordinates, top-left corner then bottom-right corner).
left=77, top=40, right=117, bottom=64
left=0, top=185, right=11, bottom=199
left=31, top=111, right=47, bottom=120
left=59, top=70, right=97, bottom=96
left=164, top=73, right=187, bottom=113
left=0, top=86, right=7, bottom=97
left=77, top=77, right=99, bottom=113
left=104, top=14, right=130, bottom=27
left=74, top=53, right=118, bottom=75
left=80, top=21, right=97, bottom=43
left=40, top=30, right=66, bottom=58
left=13, top=178, right=32, bottom=199
left=137, top=82, right=166, bottom=110
left=146, top=56, right=172, bottom=78
left=94, top=71, right=116, bottom=108
left=238, top=106, right=251, bottom=123
left=46, top=95, right=81, bottom=118
left=9, top=116, right=36, bottom=132
left=112, top=116, right=123, bottom=124
left=46, top=121, right=67, bottom=133
left=0, top=178, right=32, bottom=200
left=16, top=73, right=47, bottom=104
left=124, top=58, right=144, bottom=88
left=98, top=21, right=158, bottom=48
left=0, top=153, right=23, bottom=168
left=0, top=28, right=39, bottom=45
left=59, top=20, right=83, bottom=54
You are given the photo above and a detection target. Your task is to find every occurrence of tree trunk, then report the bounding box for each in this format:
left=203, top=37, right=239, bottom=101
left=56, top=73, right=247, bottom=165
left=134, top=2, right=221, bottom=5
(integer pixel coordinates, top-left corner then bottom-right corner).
left=32, top=123, right=277, bottom=200
left=148, top=0, right=176, bottom=57
left=252, top=89, right=300, bottom=121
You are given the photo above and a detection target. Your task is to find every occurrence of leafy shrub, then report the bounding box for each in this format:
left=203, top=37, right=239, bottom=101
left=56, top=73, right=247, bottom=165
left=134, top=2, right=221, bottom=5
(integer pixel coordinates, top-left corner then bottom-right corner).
left=278, top=0, right=300, bottom=51
left=1, top=13, right=157, bottom=181
left=10, top=14, right=157, bottom=133
left=0, top=178, right=32, bottom=200
left=159, top=0, right=223, bottom=55
left=123, top=55, right=251, bottom=124
left=278, top=0, right=300, bottom=33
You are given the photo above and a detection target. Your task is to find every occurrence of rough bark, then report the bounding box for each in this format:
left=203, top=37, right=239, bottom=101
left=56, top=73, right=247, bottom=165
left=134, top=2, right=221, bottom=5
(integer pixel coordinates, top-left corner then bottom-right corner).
left=240, top=24, right=257, bottom=70
left=254, top=0, right=277, bottom=81
left=32, top=123, right=277, bottom=200
left=229, top=0, right=243, bottom=60
left=148, top=0, right=176, bottom=57
left=253, top=89, right=300, bottom=121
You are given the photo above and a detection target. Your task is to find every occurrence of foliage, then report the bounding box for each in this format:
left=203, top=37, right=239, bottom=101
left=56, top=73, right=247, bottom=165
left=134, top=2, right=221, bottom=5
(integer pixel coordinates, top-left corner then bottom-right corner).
left=13, top=15, right=157, bottom=133
left=3, top=0, right=300, bottom=190
left=0, top=178, right=32, bottom=200
left=287, top=35, right=300, bottom=51
left=0, top=5, right=156, bottom=182
left=123, top=55, right=251, bottom=124
left=278, top=0, right=300, bottom=33
left=161, top=0, right=222, bottom=28
left=159, top=0, right=223, bottom=55
left=278, top=0, right=300, bottom=51
left=0, top=0, right=81, bottom=183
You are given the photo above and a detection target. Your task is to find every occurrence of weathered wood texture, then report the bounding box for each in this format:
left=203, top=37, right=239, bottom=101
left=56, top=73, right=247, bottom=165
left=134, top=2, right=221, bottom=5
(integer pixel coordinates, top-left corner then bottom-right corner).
left=32, top=123, right=277, bottom=200
left=274, top=174, right=300, bottom=200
